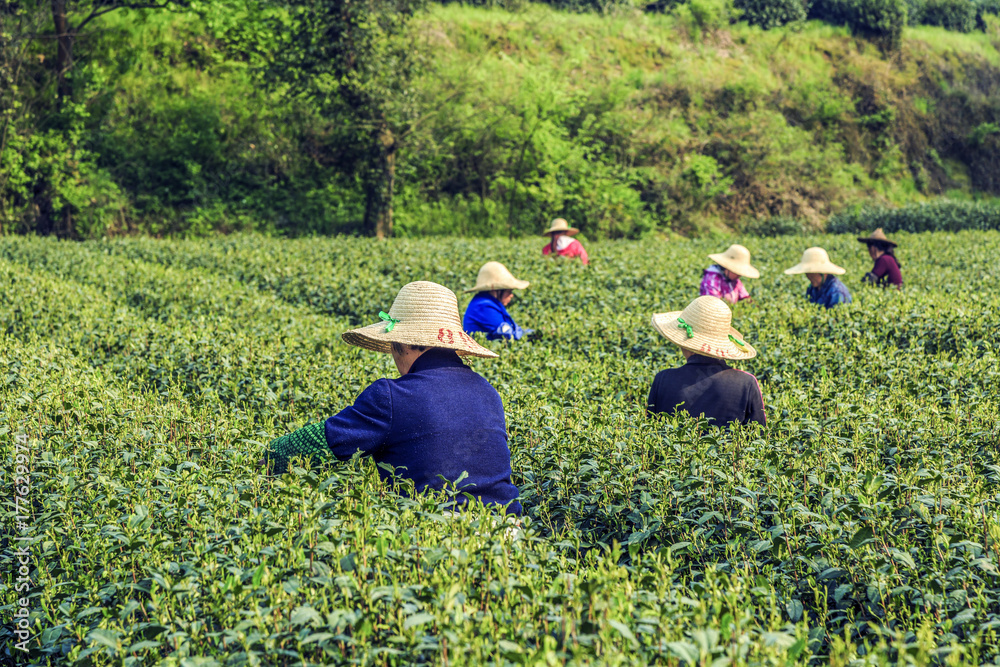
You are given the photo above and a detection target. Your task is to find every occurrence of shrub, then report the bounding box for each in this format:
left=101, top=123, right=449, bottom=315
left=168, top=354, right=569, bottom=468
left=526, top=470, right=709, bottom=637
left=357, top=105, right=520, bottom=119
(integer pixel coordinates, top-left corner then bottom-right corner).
left=437, top=0, right=526, bottom=8
left=811, top=0, right=907, bottom=48
left=538, top=0, right=638, bottom=9
left=826, top=199, right=1000, bottom=233
left=735, top=0, right=808, bottom=28
left=982, top=8, right=1000, bottom=33
left=673, top=0, right=736, bottom=36
left=968, top=122, right=1000, bottom=146
left=738, top=215, right=806, bottom=236
left=905, top=0, right=926, bottom=22
left=917, top=0, right=977, bottom=30
left=809, top=0, right=852, bottom=23
left=975, top=0, right=1000, bottom=25
left=849, top=0, right=907, bottom=46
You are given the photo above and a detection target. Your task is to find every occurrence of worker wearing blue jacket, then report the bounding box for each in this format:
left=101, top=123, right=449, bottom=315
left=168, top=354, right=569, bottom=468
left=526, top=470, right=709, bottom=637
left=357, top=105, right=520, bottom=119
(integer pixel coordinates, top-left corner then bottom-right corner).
left=262, top=281, right=522, bottom=515
left=784, top=247, right=852, bottom=309
left=463, top=262, right=532, bottom=341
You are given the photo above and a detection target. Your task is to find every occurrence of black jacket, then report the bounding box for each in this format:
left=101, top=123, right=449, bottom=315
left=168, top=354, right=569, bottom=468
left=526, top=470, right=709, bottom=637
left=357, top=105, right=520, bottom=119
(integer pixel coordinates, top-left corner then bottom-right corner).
left=647, top=354, right=765, bottom=427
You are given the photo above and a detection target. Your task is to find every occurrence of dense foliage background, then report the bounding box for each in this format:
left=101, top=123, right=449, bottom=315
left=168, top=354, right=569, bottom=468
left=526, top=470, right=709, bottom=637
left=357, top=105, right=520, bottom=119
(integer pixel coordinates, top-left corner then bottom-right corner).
left=1, top=233, right=999, bottom=664
left=2, top=0, right=1000, bottom=238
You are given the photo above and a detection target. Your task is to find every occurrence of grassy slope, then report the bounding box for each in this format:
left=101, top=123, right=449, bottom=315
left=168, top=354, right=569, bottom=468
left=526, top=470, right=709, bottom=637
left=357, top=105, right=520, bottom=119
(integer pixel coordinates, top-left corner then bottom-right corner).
left=402, top=4, right=1000, bottom=235
left=16, top=4, right=1000, bottom=237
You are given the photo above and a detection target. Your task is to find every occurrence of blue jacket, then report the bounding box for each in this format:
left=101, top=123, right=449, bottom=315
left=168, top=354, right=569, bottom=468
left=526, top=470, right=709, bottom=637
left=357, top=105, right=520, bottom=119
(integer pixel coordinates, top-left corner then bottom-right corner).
left=324, top=349, right=522, bottom=515
left=807, top=275, right=852, bottom=309
left=463, top=292, right=529, bottom=340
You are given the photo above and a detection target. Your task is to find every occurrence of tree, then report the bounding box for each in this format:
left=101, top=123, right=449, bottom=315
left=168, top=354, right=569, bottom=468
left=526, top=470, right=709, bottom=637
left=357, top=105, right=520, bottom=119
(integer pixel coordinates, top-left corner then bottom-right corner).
left=237, top=0, right=428, bottom=238
left=0, top=1, right=46, bottom=233
left=48, top=0, right=189, bottom=108
left=0, top=0, right=187, bottom=236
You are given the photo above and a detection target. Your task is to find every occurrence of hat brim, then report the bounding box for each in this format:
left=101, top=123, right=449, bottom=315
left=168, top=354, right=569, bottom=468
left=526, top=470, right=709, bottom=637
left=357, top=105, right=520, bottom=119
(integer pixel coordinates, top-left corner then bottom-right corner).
left=342, top=323, right=499, bottom=359
left=651, top=312, right=757, bottom=361
left=463, top=278, right=530, bottom=293
left=707, top=253, right=760, bottom=279
left=542, top=227, right=579, bottom=236
left=783, top=262, right=845, bottom=275
left=857, top=236, right=897, bottom=247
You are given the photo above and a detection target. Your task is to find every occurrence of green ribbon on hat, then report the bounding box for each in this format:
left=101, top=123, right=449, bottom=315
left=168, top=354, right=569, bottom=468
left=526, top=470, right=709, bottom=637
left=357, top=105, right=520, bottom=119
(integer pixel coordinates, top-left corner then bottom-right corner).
left=729, top=334, right=745, bottom=347
left=379, top=311, right=400, bottom=332
left=677, top=318, right=694, bottom=339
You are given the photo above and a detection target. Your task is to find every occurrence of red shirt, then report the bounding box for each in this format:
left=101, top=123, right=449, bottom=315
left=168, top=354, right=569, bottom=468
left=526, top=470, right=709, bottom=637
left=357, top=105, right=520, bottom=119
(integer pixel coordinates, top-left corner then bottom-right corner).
left=543, top=237, right=589, bottom=265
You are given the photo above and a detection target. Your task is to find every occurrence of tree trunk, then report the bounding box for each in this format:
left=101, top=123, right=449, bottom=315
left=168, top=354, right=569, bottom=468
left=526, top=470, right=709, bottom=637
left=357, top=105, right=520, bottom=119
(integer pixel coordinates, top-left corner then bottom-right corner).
left=364, top=127, right=396, bottom=239
left=376, top=148, right=395, bottom=239
left=33, top=179, right=55, bottom=236
left=507, top=123, right=536, bottom=239
left=44, top=0, right=74, bottom=236
left=51, top=0, right=72, bottom=106
left=61, top=200, right=72, bottom=237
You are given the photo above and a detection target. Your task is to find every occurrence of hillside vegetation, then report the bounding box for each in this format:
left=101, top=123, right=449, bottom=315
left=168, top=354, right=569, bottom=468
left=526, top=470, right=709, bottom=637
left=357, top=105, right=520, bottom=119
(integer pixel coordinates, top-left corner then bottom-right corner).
left=2, top=2, right=1000, bottom=237
left=409, top=6, right=1000, bottom=236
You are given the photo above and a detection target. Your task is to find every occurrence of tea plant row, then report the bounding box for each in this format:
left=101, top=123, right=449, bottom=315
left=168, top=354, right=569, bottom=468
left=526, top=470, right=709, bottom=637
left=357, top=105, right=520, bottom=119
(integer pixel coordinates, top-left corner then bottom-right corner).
left=1, top=233, right=998, bottom=665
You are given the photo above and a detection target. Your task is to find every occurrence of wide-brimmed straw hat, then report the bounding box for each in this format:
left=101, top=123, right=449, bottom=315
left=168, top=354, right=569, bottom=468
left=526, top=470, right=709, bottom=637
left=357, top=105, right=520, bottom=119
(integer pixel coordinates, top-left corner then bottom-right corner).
left=856, top=228, right=897, bottom=247
left=542, top=218, right=579, bottom=236
left=783, top=247, right=846, bottom=275
left=464, top=262, right=529, bottom=293
left=708, top=244, right=760, bottom=279
left=342, top=281, right=498, bottom=359
left=651, top=296, right=756, bottom=361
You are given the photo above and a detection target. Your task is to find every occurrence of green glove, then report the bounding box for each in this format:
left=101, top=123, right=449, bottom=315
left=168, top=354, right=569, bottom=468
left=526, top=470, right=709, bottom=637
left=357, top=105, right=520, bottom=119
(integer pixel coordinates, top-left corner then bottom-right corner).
left=263, top=422, right=331, bottom=475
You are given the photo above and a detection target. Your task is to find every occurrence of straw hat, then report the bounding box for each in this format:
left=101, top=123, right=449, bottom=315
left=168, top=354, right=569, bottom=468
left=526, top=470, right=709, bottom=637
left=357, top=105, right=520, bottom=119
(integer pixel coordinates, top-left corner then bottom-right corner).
left=342, top=281, right=498, bottom=359
left=542, top=218, right=579, bottom=236
left=708, top=244, right=760, bottom=279
left=856, top=228, right=897, bottom=247
left=783, top=247, right=846, bottom=275
left=464, top=262, right=529, bottom=293
left=651, top=296, right=756, bottom=361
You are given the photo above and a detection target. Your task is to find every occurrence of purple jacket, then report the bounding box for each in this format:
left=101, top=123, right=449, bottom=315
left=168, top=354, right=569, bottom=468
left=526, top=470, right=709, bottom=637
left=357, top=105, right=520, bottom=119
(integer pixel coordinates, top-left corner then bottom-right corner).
left=864, top=254, right=902, bottom=288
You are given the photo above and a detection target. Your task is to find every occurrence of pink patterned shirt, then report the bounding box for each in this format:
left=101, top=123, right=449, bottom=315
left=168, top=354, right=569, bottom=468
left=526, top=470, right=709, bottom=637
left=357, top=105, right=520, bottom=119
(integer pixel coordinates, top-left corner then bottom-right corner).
left=699, top=265, right=750, bottom=305
left=542, top=236, right=589, bottom=265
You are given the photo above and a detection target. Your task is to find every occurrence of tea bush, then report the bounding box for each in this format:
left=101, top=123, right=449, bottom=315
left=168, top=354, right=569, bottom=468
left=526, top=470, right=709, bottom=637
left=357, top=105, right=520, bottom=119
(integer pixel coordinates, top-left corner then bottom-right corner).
left=977, top=0, right=1000, bottom=25
left=827, top=199, right=1000, bottom=234
left=810, top=0, right=908, bottom=48
left=908, top=0, right=978, bottom=29
left=734, top=0, right=808, bottom=28
left=2, top=233, right=1000, bottom=665
left=738, top=215, right=807, bottom=237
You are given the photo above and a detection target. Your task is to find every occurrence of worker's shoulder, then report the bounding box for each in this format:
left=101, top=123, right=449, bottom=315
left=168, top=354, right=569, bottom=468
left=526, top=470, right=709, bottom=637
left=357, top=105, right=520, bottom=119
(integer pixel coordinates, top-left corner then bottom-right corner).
left=720, top=367, right=762, bottom=391
left=651, top=365, right=693, bottom=386
left=468, top=294, right=504, bottom=312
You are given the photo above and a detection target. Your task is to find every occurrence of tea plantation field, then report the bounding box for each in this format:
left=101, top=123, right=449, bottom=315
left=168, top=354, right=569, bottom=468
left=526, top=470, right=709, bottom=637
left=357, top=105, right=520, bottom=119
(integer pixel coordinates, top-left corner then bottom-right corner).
left=2, top=233, right=1000, bottom=666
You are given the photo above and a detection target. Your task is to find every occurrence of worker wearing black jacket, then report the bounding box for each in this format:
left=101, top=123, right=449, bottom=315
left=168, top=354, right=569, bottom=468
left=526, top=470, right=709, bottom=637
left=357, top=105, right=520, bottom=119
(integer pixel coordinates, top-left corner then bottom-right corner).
left=647, top=296, right=765, bottom=428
